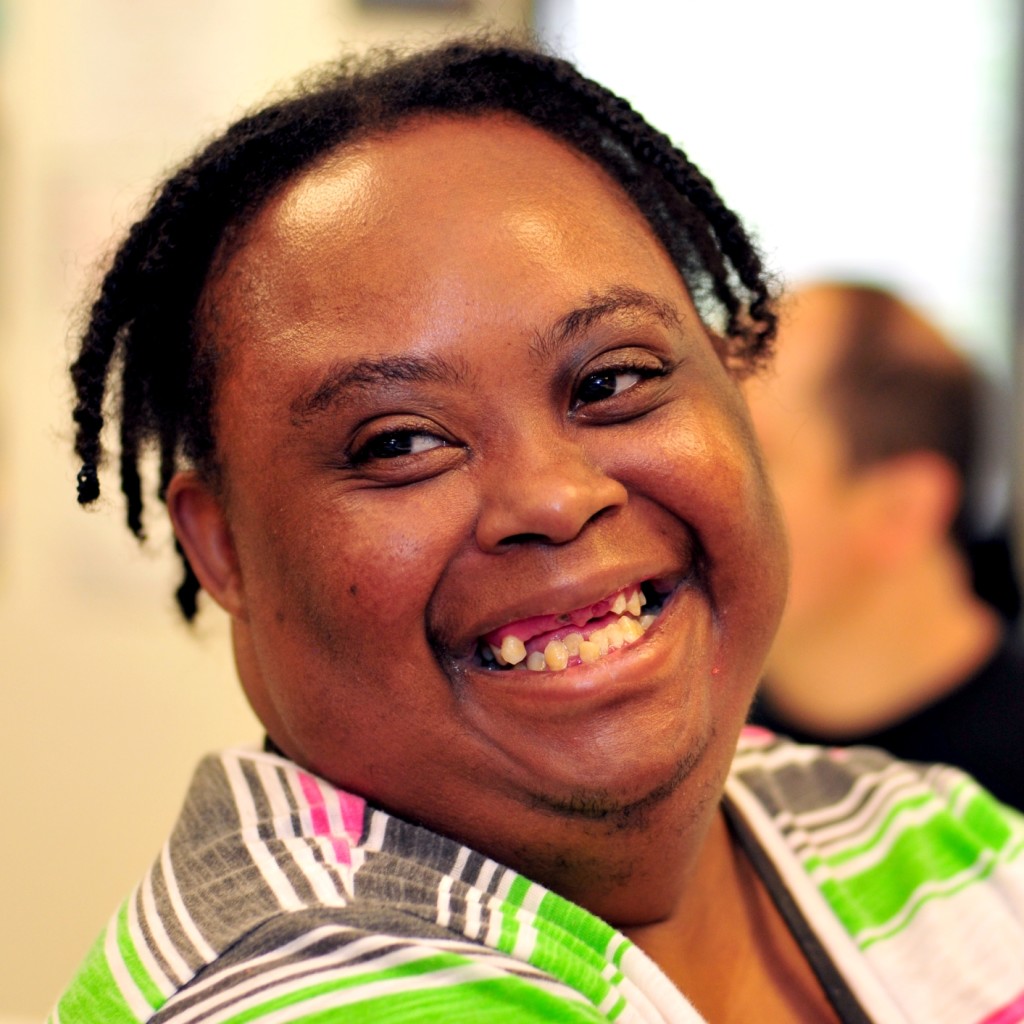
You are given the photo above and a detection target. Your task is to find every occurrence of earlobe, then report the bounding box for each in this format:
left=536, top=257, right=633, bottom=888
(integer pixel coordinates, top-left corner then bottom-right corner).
left=167, top=471, right=246, bottom=619
left=860, top=452, right=961, bottom=566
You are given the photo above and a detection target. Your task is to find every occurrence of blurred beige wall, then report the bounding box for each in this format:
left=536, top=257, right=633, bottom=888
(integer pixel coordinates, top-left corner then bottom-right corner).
left=0, top=0, right=532, bottom=1017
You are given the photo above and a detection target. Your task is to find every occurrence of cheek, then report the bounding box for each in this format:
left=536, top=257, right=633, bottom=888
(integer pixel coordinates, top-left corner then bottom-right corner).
left=624, top=402, right=770, bottom=540
left=234, top=482, right=470, bottom=652
left=624, top=402, right=788, bottom=645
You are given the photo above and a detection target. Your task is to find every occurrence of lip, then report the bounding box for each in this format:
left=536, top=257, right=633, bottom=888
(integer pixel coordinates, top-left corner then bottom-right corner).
left=442, top=554, right=709, bottom=694
left=449, top=577, right=708, bottom=716
left=451, top=566, right=689, bottom=659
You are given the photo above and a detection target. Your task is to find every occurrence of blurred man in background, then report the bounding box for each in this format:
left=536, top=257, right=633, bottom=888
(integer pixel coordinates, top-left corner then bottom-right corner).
left=747, top=281, right=1024, bottom=809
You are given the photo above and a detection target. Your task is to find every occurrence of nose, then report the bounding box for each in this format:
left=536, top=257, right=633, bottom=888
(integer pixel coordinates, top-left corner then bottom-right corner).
left=475, top=434, right=628, bottom=551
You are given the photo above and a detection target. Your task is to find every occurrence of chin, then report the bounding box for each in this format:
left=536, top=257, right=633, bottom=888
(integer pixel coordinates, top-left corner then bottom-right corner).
left=517, top=712, right=718, bottom=835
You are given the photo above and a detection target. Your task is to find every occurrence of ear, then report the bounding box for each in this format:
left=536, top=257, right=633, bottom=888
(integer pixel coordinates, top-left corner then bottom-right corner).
left=166, top=470, right=246, bottom=619
left=856, top=452, right=961, bottom=567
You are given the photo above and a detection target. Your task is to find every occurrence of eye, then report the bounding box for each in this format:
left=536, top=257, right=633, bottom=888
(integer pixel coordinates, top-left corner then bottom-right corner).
left=575, top=368, right=645, bottom=405
left=572, top=354, right=671, bottom=412
left=352, top=429, right=449, bottom=463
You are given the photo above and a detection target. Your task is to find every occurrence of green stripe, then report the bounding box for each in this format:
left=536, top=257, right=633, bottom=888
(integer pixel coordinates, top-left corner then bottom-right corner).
left=959, top=785, right=1020, bottom=849
left=218, top=957, right=602, bottom=1023
left=604, top=993, right=628, bottom=1020
left=534, top=890, right=618, bottom=955
left=55, top=929, right=144, bottom=1024
left=495, top=875, right=533, bottom=955
left=808, top=791, right=934, bottom=871
left=526, top=892, right=623, bottom=1005
left=115, top=900, right=163, bottom=1009
left=816, top=788, right=1024, bottom=938
left=857, top=835, right=1024, bottom=949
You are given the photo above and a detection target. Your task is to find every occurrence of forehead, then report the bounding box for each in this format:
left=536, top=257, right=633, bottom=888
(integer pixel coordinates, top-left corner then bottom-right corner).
left=770, top=289, right=850, bottom=402
left=744, top=289, right=851, bottom=460
left=206, top=114, right=694, bottom=367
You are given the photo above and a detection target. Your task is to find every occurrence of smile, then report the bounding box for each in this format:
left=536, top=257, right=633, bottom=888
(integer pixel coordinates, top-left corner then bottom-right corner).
left=474, top=579, right=676, bottom=673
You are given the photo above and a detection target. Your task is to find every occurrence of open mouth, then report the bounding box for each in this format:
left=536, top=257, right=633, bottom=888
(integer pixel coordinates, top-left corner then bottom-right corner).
left=473, top=578, right=677, bottom=674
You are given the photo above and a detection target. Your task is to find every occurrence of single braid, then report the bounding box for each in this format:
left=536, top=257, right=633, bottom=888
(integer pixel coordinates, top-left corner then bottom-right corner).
left=71, top=35, right=779, bottom=620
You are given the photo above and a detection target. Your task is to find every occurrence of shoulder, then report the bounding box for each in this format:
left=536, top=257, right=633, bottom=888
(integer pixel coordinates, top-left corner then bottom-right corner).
left=730, top=728, right=1024, bottom=993
left=148, top=906, right=605, bottom=1023
left=53, top=748, right=619, bottom=1024
left=730, top=726, right=1024, bottom=856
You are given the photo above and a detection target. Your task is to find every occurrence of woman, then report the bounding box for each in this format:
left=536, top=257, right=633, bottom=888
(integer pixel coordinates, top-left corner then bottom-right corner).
left=57, top=38, right=1024, bottom=1023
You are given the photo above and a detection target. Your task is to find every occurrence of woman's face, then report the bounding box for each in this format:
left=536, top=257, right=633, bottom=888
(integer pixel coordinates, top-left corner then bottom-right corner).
left=176, top=114, right=787, bottom=882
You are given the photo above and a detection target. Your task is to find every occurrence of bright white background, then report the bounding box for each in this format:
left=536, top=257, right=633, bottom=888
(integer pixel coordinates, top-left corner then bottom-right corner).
left=538, top=0, right=1022, bottom=540
left=538, top=0, right=1019, bottom=374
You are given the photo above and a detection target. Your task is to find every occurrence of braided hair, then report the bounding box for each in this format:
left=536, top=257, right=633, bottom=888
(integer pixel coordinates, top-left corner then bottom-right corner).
left=71, top=36, right=779, bottom=620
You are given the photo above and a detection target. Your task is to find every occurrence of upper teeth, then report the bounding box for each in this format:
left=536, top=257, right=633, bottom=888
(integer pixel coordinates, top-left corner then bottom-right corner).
left=484, top=584, right=658, bottom=673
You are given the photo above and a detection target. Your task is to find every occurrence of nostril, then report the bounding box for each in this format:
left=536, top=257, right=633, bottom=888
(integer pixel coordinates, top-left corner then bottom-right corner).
left=498, top=502, right=618, bottom=548
left=476, top=467, right=628, bottom=552
left=499, top=532, right=550, bottom=547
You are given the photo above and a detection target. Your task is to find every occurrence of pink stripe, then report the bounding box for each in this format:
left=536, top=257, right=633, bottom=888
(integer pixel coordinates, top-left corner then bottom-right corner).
left=298, top=773, right=364, bottom=866
left=740, top=724, right=776, bottom=744
left=337, top=790, right=365, bottom=837
left=978, top=989, right=1024, bottom=1024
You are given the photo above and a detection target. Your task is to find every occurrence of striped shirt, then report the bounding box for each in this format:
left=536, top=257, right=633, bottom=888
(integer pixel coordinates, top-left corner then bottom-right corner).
left=51, top=729, right=1024, bottom=1023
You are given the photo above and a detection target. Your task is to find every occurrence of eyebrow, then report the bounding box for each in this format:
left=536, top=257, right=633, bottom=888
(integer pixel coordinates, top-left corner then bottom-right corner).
left=289, top=287, right=683, bottom=422
left=531, top=287, right=683, bottom=362
left=290, top=353, right=469, bottom=422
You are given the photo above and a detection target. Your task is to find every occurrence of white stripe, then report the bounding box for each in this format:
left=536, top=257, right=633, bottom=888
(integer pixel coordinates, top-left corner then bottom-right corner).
left=510, top=888, right=542, bottom=964
left=945, top=769, right=982, bottom=819
left=436, top=874, right=454, bottom=930
left=493, top=867, right=515, bottom=902
left=257, top=761, right=345, bottom=907
left=601, top=943, right=702, bottom=1024
left=222, top=753, right=303, bottom=911
left=518, top=879, right=546, bottom=916
left=159, top=843, right=217, bottom=962
left=140, top=865, right=191, bottom=984
left=202, top=955, right=582, bottom=1024
left=788, top=766, right=931, bottom=853
left=167, top=927, right=581, bottom=1024
left=473, top=860, right=501, bottom=946
left=859, top=867, right=1024, bottom=1018
left=772, top=760, right=919, bottom=843
left=474, top=858, right=497, bottom=893
left=437, top=846, right=470, bottom=930
left=597, top=985, right=623, bottom=1017
left=807, top=798, right=945, bottom=885
left=483, top=893, right=505, bottom=949
left=159, top=926, right=366, bottom=1024
left=365, top=809, right=389, bottom=852
left=854, top=846, right=1002, bottom=946
left=126, top=884, right=175, bottom=998
left=256, top=760, right=298, bottom=835
left=730, top=737, right=822, bottom=775
left=464, top=883, right=483, bottom=940
left=725, top=776, right=911, bottom=1024
left=102, top=911, right=153, bottom=1022
left=159, top=925, right=360, bottom=1018
left=450, top=845, right=470, bottom=882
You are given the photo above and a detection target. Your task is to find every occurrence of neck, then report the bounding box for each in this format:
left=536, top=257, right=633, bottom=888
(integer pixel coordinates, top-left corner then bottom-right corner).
left=762, top=543, right=1001, bottom=738
left=623, top=808, right=840, bottom=1022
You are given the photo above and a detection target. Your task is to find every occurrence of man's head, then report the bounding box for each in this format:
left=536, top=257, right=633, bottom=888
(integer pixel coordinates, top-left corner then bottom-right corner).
left=745, top=281, right=978, bottom=649
left=70, top=38, right=788, bottom=919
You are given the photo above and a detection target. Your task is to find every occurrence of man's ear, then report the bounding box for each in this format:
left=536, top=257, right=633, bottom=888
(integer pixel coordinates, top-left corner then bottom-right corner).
left=857, top=452, right=961, bottom=567
left=167, top=470, right=246, bottom=619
